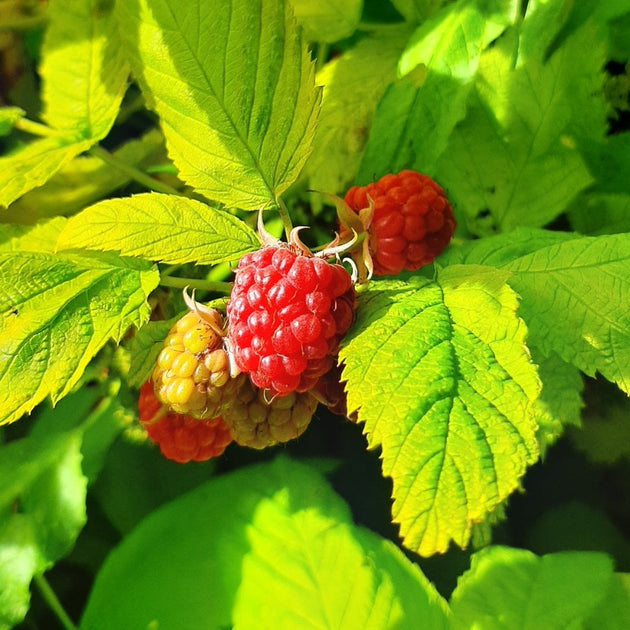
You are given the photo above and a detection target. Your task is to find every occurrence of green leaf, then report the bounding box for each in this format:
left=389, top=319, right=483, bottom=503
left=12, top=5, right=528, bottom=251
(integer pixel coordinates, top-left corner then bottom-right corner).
left=570, top=403, right=630, bottom=465
left=0, top=516, right=39, bottom=629
left=57, top=193, right=260, bottom=264
left=0, top=250, right=159, bottom=424
left=339, top=266, right=540, bottom=557
left=20, top=434, right=87, bottom=563
left=531, top=347, right=584, bottom=454
left=0, top=106, right=24, bottom=137
left=0, top=137, right=93, bottom=208
left=127, top=316, right=178, bottom=388
left=586, top=573, right=630, bottom=630
left=450, top=546, right=615, bottom=629
left=391, top=0, right=450, bottom=23
left=0, top=390, right=96, bottom=628
left=290, top=0, right=363, bottom=42
left=568, top=192, right=630, bottom=235
left=579, top=134, right=630, bottom=195
left=0, top=217, right=65, bottom=253
left=434, top=9, right=608, bottom=232
left=40, top=0, right=128, bottom=140
left=359, top=0, right=517, bottom=182
left=116, top=0, right=321, bottom=210
left=307, top=25, right=411, bottom=196
left=4, top=128, right=166, bottom=225
left=443, top=230, right=630, bottom=394
left=82, top=457, right=450, bottom=629
left=92, top=437, right=219, bottom=535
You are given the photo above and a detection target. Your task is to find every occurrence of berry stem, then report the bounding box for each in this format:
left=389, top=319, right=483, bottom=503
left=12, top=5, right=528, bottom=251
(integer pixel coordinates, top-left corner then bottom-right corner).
left=275, top=196, right=294, bottom=239
left=14, top=118, right=61, bottom=138
left=89, top=145, right=181, bottom=196
left=159, top=275, right=233, bottom=294
left=34, top=574, right=78, bottom=630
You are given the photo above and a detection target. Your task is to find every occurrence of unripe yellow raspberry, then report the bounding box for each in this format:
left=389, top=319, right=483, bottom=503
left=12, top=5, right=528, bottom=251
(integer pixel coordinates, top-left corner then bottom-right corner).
left=152, top=308, right=242, bottom=418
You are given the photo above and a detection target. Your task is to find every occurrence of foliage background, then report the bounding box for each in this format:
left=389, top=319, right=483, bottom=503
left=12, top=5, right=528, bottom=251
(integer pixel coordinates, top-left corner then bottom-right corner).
left=0, top=0, right=629, bottom=628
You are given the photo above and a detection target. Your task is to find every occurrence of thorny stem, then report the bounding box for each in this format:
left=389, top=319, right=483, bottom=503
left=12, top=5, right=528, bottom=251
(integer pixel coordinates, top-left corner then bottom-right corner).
left=34, top=574, right=78, bottom=630
left=14, top=118, right=60, bottom=138
left=276, top=197, right=294, bottom=240
left=159, top=275, right=233, bottom=294
left=89, top=145, right=180, bottom=196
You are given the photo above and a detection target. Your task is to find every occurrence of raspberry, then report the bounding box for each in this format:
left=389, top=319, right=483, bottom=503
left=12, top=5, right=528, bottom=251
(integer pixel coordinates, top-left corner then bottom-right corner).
left=138, top=382, right=232, bottom=463
left=222, top=376, right=318, bottom=449
left=343, top=170, right=456, bottom=276
left=227, top=242, right=356, bottom=397
left=152, top=308, right=241, bottom=418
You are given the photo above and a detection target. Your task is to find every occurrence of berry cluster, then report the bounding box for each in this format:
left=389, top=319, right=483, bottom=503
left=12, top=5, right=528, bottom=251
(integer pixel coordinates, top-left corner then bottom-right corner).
left=136, top=170, right=454, bottom=461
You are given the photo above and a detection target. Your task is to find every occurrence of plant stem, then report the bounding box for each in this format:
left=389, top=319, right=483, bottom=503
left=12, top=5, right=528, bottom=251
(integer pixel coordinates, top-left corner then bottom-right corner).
left=14, top=118, right=59, bottom=138
left=276, top=197, right=293, bottom=239
left=315, top=42, right=329, bottom=72
left=159, top=275, right=233, bottom=294
left=34, top=574, right=77, bottom=630
left=89, top=145, right=180, bottom=196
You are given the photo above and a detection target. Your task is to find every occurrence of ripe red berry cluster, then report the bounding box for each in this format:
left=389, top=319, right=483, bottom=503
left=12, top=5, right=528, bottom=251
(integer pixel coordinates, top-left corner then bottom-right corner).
left=343, top=170, right=456, bottom=276
left=227, top=244, right=355, bottom=398
left=137, top=381, right=232, bottom=463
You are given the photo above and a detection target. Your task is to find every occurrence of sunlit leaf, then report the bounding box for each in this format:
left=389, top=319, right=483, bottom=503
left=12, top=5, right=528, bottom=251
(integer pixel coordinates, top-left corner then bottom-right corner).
left=116, top=0, right=320, bottom=209
left=340, top=266, right=540, bottom=556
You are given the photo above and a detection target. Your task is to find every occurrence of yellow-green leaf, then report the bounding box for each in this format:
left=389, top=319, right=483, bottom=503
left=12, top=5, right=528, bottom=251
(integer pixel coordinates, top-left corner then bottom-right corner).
left=40, top=0, right=129, bottom=140
left=0, top=247, right=158, bottom=425
left=116, top=0, right=321, bottom=210
left=339, top=266, right=540, bottom=556
left=57, top=193, right=260, bottom=265
left=0, top=137, right=93, bottom=208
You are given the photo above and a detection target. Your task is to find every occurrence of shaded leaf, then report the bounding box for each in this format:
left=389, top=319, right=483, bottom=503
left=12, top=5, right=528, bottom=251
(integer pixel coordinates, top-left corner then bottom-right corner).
left=4, top=129, right=166, bottom=225
left=359, top=0, right=517, bottom=181
left=0, top=106, right=24, bottom=137
left=435, top=8, right=607, bottom=232
left=82, top=457, right=450, bottom=629
left=307, top=25, right=410, bottom=196
left=450, top=546, right=614, bottom=629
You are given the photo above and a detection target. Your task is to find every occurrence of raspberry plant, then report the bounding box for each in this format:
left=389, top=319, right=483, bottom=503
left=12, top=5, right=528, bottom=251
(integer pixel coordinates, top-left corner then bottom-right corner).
left=1, top=0, right=630, bottom=628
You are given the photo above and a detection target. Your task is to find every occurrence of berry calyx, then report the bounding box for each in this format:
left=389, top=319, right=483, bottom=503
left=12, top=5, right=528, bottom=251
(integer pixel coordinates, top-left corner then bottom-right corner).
left=152, top=306, right=241, bottom=418
left=340, top=169, right=457, bottom=277
left=138, top=381, right=232, bottom=463
left=222, top=377, right=318, bottom=449
left=227, top=230, right=356, bottom=397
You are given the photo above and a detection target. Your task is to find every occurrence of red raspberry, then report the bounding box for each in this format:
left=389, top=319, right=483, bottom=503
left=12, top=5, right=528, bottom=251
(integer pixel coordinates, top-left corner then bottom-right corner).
left=343, top=170, right=456, bottom=276
left=138, top=381, right=232, bottom=463
left=227, top=245, right=356, bottom=397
